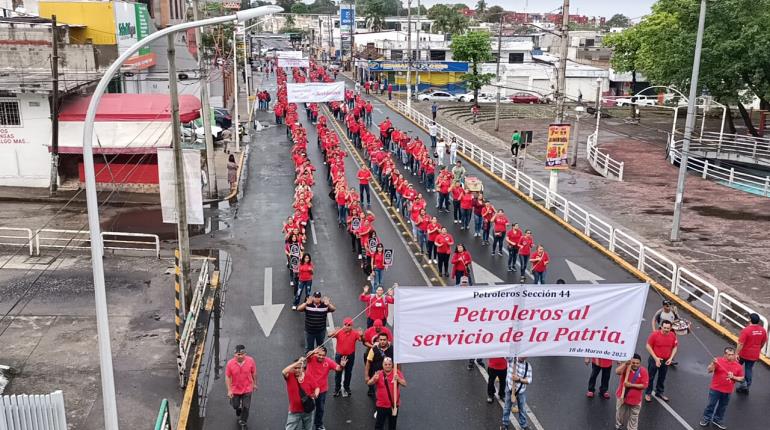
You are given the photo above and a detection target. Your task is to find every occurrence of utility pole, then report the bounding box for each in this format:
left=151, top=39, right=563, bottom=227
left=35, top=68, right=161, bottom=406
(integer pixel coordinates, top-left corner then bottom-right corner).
left=49, top=15, right=59, bottom=195
left=406, top=0, right=412, bottom=109
left=242, top=25, right=250, bottom=117
left=232, top=29, right=240, bottom=152
left=593, top=77, right=601, bottom=142
left=191, top=0, right=218, bottom=198
left=168, top=33, right=192, bottom=313
left=415, top=0, right=420, bottom=95
left=493, top=13, right=503, bottom=131
left=671, top=0, right=707, bottom=242
left=349, top=0, right=354, bottom=73
left=550, top=0, right=570, bottom=195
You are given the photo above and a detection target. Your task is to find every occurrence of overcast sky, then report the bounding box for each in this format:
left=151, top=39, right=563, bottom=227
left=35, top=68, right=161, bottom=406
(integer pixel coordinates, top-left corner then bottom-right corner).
left=417, top=0, right=657, bottom=19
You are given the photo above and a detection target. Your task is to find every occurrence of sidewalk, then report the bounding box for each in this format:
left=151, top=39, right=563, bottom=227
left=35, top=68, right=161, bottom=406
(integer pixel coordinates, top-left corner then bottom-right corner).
left=362, top=80, right=770, bottom=317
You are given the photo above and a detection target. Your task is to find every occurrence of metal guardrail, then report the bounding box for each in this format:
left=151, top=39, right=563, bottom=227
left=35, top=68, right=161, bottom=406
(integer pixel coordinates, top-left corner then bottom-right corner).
left=154, top=398, right=172, bottom=430
left=0, top=227, right=161, bottom=258
left=394, top=100, right=770, bottom=357
left=0, top=390, right=68, bottom=430
left=587, top=132, right=624, bottom=181
left=691, top=132, right=770, bottom=163
left=177, top=261, right=210, bottom=388
left=669, top=139, right=770, bottom=197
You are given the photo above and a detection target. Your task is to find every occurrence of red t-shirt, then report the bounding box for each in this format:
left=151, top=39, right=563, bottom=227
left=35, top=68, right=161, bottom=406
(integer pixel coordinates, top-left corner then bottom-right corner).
left=373, top=252, right=386, bottom=270
left=615, top=366, right=649, bottom=406
left=226, top=357, right=257, bottom=395
left=451, top=251, right=472, bottom=273
left=518, top=236, right=534, bottom=256
left=435, top=233, right=454, bottom=254
left=493, top=214, right=509, bottom=233
left=460, top=193, right=474, bottom=210
left=333, top=329, right=361, bottom=356
left=738, top=324, right=768, bottom=361
left=298, top=262, right=314, bottom=282
left=646, top=331, right=678, bottom=360
left=361, top=294, right=394, bottom=322
left=306, top=357, right=338, bottom=393
left=710, top=357, right=744, bottom=393
left=374, top=370, right=405, bottom=408
left=358, top=170, right=371, bottom=185
left=488, top=358, right=508, bottom=370
left=286, top=372, right=317, bottom=413
left=364, top=326, right=393, bottom=344
left=506, top=228, right=522, bottom=247
left=531, top=251, right=549, bottom=273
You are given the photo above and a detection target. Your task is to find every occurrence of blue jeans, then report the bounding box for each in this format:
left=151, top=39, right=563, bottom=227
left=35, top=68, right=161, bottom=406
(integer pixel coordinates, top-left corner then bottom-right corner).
left=430, top=135, right=437, bottom=147
left=507, top=247, right=519, bottom=270
left=313, top=391, right=327, bottom=429
left=438, top=193, right=450, bottom=210
left=474, top=214, right=483, bottom=235
left=533, top=270, right=546, bottom=284
left=461, top=209, right=472, bottom=229
left=337, top=204, right=347, bottom=226
left=295, top=280, right=312, bottom=306
left=518, top=255, right=530, bottom=277
left=360, top=184, right=370, bottom=205
left=373, top=268, right=384, bottom=288
left=305, top=330, right=325, bottom=353
left=702, top=389, right=730, bottom=425
left=492, top=233, right=504, bottom=254
left=645, top=356, right=669, bottom=396
left=417, top=230, right=426, bottom=253
left=425, top=173, right=435, bottom=190
left=334, top=353, right=356, bottom=392
left=503, top=389, right=528, bottom=428
left=285, top=412, right=313, bottom=430
left=738, top=358, right=756, bottom=389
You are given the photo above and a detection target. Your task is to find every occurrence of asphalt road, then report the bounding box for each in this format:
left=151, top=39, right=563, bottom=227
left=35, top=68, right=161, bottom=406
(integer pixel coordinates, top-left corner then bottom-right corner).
left=200, top=72, right=768, bottom=430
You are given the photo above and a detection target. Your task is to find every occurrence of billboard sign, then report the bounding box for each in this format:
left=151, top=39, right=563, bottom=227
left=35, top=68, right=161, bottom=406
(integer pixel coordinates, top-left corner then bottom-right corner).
left=115, top=1, right=155, bottom=69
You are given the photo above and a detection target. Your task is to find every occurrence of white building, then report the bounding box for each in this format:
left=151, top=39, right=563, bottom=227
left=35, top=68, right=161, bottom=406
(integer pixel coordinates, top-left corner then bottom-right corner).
left=0, top=93, right=55, bottom=187
left=481, top=62, right=609, bottom=102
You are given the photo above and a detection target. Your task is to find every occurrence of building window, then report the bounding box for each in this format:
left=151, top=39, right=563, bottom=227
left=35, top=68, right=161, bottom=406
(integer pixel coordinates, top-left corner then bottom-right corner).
left=391, top=49, right=403, bottom=60
left=0, top=100, right=21, bottom=126
left=430, top=50, right=446, bottom=61
left=508, top=53, right=524, bottom=63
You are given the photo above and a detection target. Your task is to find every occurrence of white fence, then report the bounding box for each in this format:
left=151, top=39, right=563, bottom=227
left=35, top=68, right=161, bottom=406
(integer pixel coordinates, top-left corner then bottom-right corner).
left=0, top=391, right=67, bottom=430
left=587, top=132, right=625, bottom=181
left=0, top=227, right=160, bottom=258
left=394, top=100, right=770, bottom=356
left=669, top=139, right=770, bottom=197
left=177, top=260, right=210, bottom=387
left=691, top=131, right=770, bottom=163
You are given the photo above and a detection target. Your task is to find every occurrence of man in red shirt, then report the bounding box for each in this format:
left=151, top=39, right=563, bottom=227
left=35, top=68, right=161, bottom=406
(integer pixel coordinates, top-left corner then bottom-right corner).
left=357, top=167, right=372, bottom=207
left=363, top=319, right=393, bottom=347
left=367, top=357, right=406, bottom=429
left=282, top=356, right=319, bottom=429
left=700, top=347, right=745, bottom=428
left=615, top=353, right=649, bottom=430
left=735, top=313, right=767, bottom=394
left=644, top=320, right=678, bottom=402
left=306, top=346, right=343, bottom=430
left=225, top=345, right=257, bottom=427
left=585, top=357, right=614, bottom=399
left=487, top=357, right=508, bottom=403
left=329, top=318, right=362, bottom=397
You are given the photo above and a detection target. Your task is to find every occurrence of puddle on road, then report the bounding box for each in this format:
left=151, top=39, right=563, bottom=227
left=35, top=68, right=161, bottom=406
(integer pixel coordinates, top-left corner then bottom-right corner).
left=690, top=205, right=770, bottom=221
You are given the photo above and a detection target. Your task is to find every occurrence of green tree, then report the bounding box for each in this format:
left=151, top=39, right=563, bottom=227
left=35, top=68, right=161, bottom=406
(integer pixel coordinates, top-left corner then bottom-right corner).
left=485, top=5, right=504, bottom=22
left=363, top=0, right=387, bottom=31
left=475, top=0, right=487, bottom=15
left=428, top=4, right=469, bottom=35
left=605, top=13, right=630, bottom=28
left=605, top=0, right=770, bottom=134
left=290, top=2, right=308, bottom=14
left=307, top=0, right=337, bottom=14
left=276, top=0, right=296, bottom=12
left=451, top=31, right=495, bottom=104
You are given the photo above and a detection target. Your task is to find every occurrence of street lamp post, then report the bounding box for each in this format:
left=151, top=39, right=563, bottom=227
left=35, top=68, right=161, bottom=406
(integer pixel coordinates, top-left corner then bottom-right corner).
left=78, top=6, right=282, bottom=430
left=671, top=0, right=707, bottom=242
left=570, top=105, right=586, bottom=167
left=494, top=13, right=504, bottom=132
left=406, top=0, right=413, bottom=109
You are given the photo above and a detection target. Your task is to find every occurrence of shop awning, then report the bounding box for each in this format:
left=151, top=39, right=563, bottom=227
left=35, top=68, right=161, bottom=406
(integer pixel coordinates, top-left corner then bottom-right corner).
left=54, top=121, right=173, bottom=154
left=59, top=93, right=201, bottom=123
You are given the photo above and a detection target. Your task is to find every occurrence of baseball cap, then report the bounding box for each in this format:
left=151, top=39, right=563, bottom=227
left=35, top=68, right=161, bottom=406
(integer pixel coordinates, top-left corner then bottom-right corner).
left=234, top=344, right=246, bottom=354
left=343, top=317, right=354, bottom=325
left=662, top=300, right=672, bottom=306
left=313, top=291, right=322, bottom=298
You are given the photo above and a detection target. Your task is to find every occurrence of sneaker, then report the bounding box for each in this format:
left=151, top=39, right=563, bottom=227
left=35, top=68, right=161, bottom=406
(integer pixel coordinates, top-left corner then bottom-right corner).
left=713, top=423, right=727, bottom=430
left=343, top=389, right=350, bottom=397
left=602, top=392, right=610, bottom=399
left=586, top=391, right=595, bottom=398
left=487, top=396, right=494, bottom=403
left=358, top=255, right=362, bottom=260
left=291, top=305, right=297, bottom=310
left=498, top=252, right=504, bottom=256
left=499, top=426, right=509, bottom=430
left=699, top=421, right=709, bottom=428
left=507, top=267, right=513, bottom=272
left=333, top=390, right=341, bottom=397
left=317, top=426, right=326, bottom=430
left=238, top=419, right=246, bottom=426
left=373, top=411, right=377, bottom=419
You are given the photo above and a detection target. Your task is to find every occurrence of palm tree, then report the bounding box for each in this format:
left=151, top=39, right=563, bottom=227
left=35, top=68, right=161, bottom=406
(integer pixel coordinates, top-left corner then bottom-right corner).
left=475, top=0, right=487, bottom=16
left=364, top=0, right=386, bottom=32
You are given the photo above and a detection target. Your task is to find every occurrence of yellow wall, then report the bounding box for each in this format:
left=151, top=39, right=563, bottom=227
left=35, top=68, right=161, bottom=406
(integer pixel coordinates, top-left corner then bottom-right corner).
left=39, top=2, right=117, bottom=45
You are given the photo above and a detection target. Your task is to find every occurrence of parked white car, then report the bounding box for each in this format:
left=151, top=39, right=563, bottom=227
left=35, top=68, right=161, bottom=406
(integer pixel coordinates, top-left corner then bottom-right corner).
left=416, top=90, right=458, bottom=102
left=614, top=96, right=657, bottom=107
left=457, top=92, right=492, bottom=103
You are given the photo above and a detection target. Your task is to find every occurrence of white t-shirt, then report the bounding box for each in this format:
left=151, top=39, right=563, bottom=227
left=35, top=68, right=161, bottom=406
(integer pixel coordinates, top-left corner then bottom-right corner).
left=428, top=124, right=438, bottom=137
left=436, top=140, right=446, bottom=153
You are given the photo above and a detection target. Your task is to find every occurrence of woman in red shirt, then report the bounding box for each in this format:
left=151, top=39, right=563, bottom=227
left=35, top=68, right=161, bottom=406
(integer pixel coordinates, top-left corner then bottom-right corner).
left=487, top=357, right=508, bottom=403
left=517, top=230, right=534, bottom=282
left=531, top=244, right=549, bottom=284
left=370, top=243, right=388, bottom=288
left=434, top=227, right=455, bottom=277
left=360, top=284, right=395, bottom=327
left=294, top=253, right=314, bottom=309
left=425, top=216, right=441, bottom=264
left=481, top=201, right=496, bottom=246
left=459, top=189, right=474, bottom=230
left=451, top=244, right=473, bottom=286
left=450, top=181, right=464, bottom=224
left=367, top=357, right=406, bottom=430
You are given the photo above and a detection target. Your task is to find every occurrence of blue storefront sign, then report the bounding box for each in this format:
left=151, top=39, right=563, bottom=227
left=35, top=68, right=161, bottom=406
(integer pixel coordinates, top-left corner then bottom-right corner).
left=367, top=61, right=469, bottom=73
left=340, top=8, right=354, bottom=26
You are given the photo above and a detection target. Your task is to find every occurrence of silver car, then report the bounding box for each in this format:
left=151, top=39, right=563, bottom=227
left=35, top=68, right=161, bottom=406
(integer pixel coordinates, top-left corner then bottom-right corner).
left=416, top=90, right=458, bottom=102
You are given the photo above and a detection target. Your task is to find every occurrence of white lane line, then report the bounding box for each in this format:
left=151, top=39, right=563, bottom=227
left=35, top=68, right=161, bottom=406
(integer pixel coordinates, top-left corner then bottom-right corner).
left=474, top=362, right=545, bottom=430
left=326, top=312, right=337, bottom=354
left=310, top=221, right=318, bottom=245
left=653, top=394, right=696, bottom=430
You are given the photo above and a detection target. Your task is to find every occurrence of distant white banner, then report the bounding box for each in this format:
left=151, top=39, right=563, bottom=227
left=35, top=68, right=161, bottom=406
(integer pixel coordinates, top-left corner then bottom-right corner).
left=275, top=50, right=303, bottom=59
left=287, top=82, right=345, bottom=103
left=278, top=57, right=310, bottom=68
left=157, top=148, right=204, bottom=225
left=394, top=283, right=648, bottom=364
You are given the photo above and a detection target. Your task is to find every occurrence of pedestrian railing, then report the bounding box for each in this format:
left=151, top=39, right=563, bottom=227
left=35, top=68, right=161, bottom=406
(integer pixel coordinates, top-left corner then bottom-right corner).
left=587, top=132, right=625, bottom=181
left=154, top=398, right=172, bottom=430
left=690, top=132, right=770, bottom=165
left=0, top=227, right=160, bottom=258
left=393, top=100, right=770, bottom=358
left=178, top=260, right=210, bottom=388
left=669, top=138, right=770, bottom=197
left=0, top=390, right=68, bottom=430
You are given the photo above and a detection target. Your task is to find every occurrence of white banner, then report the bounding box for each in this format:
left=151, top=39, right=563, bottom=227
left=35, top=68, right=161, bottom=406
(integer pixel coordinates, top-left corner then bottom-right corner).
left=157, top=148, right=204, bottom=225
left=394, top=283, right=648, bottom=364
left=287, top=82, right=345, bottom=103
left=278, top=58, right=310, bottom=68
left=275, top=50, right=303, bottom=59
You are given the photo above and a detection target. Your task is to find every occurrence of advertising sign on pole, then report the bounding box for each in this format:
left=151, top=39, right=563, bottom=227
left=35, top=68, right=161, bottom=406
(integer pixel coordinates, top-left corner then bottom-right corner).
left=115, top=1, right=156, bottom=69
left=393, top=283, right=649, bottom=364
left=287, top=82, right=345, bottom=103
left=157, top=148, right=204, bottom=225
left=545, top=124, right=571, bottom=170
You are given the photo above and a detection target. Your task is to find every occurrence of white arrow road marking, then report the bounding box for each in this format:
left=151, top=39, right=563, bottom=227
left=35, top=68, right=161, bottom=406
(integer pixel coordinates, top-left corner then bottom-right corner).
left=565, top=259, right=605, bottom=284
left=472, top=262, right=503, bottom=285
left=653, top=394, right=696, bottom=430
left=310, top=221, right=318, bottom=245
left=251, top=267, right=284, bottom=337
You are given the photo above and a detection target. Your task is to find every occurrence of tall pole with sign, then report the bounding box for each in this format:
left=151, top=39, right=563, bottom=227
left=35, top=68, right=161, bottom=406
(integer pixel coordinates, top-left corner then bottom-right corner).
left=550, top=0, right=570, bottom=195
left=406, top=0, right=412, bottom=109
left=192, top=0, right=218, bottom=198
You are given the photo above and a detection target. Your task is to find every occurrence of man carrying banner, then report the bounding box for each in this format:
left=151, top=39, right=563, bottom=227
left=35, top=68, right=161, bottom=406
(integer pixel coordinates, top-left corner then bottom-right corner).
left=615, top=354, right=649, bottom=430
left=367, top=357, right=406, bottom=430
left=501, top=357, right=532, bottom=430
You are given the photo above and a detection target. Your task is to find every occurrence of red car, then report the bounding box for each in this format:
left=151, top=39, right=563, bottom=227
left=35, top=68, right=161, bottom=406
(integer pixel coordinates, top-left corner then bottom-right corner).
left=509, top=92, right=544, bottom=104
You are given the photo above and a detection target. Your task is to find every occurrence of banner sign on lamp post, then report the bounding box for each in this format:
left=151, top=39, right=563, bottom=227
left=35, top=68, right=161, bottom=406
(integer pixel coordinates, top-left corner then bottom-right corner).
left=545, top=124, right=571, bottom=169
left=287, top=82, right=345, bottom=103
left=393, top=283, right=648, bottom=364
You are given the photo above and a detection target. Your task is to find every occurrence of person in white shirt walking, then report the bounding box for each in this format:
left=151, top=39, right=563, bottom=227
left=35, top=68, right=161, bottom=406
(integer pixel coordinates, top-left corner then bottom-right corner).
left=449, top=137, right=459, bottom=165
left=435, top=138, right=446, bottom=166
left=501, top=357, right=532, bottom=430
left=428, top=121, right=439, bottom=148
